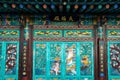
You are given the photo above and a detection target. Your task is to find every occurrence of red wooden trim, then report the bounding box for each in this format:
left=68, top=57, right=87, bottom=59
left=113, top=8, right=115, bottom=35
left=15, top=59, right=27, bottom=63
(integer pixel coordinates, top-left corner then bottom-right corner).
left=106, top=26, right=120, bottom=29
left=27, top=25, right=33, bottom=80
left=33, top=25, right=94, bottom=29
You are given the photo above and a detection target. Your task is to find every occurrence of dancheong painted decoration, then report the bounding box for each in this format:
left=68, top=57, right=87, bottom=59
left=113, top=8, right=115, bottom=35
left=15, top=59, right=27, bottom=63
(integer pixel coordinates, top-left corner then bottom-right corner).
left=0, top=12, right=120, bottom=80
left=0, top=26, right=20, bottom=80
left=33, top=42, right=94, bottom=80
left=108, top=42, right=120, bottom=80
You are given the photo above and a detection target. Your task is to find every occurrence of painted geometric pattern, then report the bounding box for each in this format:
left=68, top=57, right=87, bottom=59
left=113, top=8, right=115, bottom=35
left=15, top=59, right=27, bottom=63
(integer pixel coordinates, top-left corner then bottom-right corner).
left=33, top=42, right=94, bottom=80
left=0, top=30, right=19, bottom=38
left=5, top=43, right=17, bottom=75
left=33, top=30, right=93, bottom=38
left=108, top=42, right=120, bottom=80
left=64, top=30, right=93, bottom=38
left=34, top=30, right=62, bottom=38
left=107, top=30, right=120, bottom=38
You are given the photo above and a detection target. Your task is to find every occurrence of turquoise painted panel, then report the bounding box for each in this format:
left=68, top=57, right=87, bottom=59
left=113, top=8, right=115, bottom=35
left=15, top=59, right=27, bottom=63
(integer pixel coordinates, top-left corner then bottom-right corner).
left=34, top=30, right=62, bottom=38
left=80, top=43, right=93, bottom=75
left=108, top=42, right=120, bottom=80
left=5, top=42, right=19, bottom=80
left=79, top=42, right=94, bottom=80
left=65, top=43, right=77, bottom=76
left=107, top=30, right=120, bottom=38
left=50, top=43, right=62, bottom=76
left=34, top=43, right=47, bottom=75
left=0, top=30, right=20, bottom=38
left=64, top=30, right=93, bottom=38
left=0, top=42, right=19, bottom=80
left=5, top=43, right=18, bottom=75
left=33, top=42, right=94, bottom=80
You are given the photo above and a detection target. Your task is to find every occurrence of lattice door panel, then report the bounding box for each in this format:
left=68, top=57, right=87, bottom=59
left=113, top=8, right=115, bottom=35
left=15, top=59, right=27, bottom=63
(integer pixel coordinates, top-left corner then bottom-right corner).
left=0, top=42, right=19, bottom=80
left=107, top=42, right=120, bottom=80
left=33, top=42, right=94, bottom=80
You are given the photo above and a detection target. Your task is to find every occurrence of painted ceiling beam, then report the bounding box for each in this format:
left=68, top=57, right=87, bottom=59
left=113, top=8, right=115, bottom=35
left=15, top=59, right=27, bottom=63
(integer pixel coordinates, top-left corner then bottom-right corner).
left=90, top=5, right=102, bottom=13
left=94, top=4, right=110, bottom=14
left=11, top=4, right=24, bottom=13
left=2, top=4, right=13, bottom=13
left=19, top=4, right=33, bottom=13
left=35, top=4, right=45, bottom=12
left=110, top=8, right=120, bottom=14
left=85, top=5, right=94, bottom=13
left=1, top=1, right=120, bottom=5
left=43, top=4, right=51, bottom=13
left=101, top=4, right=118, bottom=14
left=27, top=4, right=39, bottom=13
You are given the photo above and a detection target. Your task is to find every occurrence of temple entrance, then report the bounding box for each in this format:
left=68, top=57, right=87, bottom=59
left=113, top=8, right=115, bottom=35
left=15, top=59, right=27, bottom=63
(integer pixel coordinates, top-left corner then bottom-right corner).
left=33, top=42, right=94, bottom=80
left=32, top=25, right=96, bottom=80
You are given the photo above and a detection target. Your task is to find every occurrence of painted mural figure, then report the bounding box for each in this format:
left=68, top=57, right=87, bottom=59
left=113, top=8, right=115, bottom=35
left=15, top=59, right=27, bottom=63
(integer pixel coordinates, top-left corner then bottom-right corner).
left=66, top=45, right=76, bottom=75
left=110, top=44, right=120, bottom=73
left=81, top=55, right=89, bottom=70
left=6, top=44, right=17, bottom=74
left=51, top=61, right=60, bottom=75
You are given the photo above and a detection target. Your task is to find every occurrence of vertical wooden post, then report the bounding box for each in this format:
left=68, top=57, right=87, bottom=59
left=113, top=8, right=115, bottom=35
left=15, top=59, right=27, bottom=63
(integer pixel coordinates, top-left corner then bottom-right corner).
left=19, top=20, right=25, bottom=80
left=97, top=16, right=108, bottom=80
left=94, top=24, right=99, bottom=80
left=27, top=25, right=33, bottom=80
